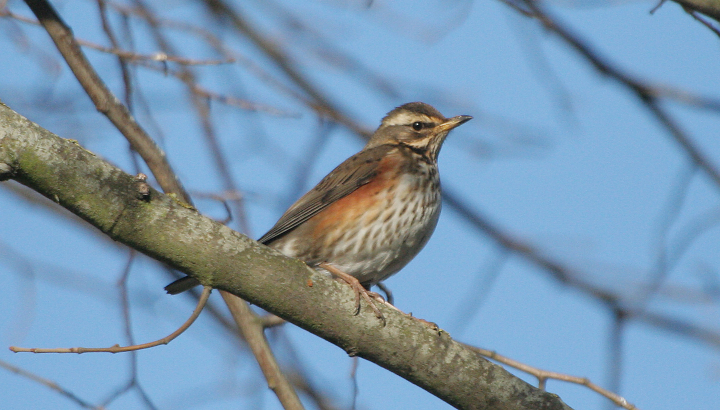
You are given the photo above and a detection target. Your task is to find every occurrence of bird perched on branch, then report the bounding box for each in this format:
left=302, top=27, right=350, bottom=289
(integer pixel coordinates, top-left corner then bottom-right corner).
left=166, top=102, right=472, bottom=322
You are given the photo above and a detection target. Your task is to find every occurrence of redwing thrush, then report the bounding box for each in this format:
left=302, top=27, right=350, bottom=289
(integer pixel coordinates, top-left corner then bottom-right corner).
left=166, top=102, right=472, bottom=320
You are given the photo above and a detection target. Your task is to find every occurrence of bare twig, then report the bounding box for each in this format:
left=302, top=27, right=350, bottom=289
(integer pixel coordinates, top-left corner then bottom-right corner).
left=628, top=307, right=720, bottom=348
left=103, top=0, right=316, bottom=112
left=468, top=345, right=639, bottom=410
left=0, top=360, right=102, bottom=409
left=201, top=0, right=371, bottom=137
left=132, top=0, right=253, bottom=234
left=96, top=0, right=133, bottom=113
left=220, top=291, right=305, bottom=410
left=605, top=309, right=626, bottom=410
left=21, top=0, right=192, bottom=203
left=672, top=0, right=720, bottom=23
left=192, top=191, right=234, bottom=224
left=81, top=39, right=235, bottom=65
left=0, top=7, right=233, bottom=65
left=124, top=60, right=295, bottom=116
left=639, top=164, right=698, bottom=306
left=682, top=4, right=720, bottom=37
left=10, top=286, right=211, bottom=353
left=650, top=0, right=668, bottom=14
left=257, top=0, right=400, bottom=98
left=272, top=329, right=342, bottom=410
left=519, top=0, right=720, bottom=189
left=100, top=250, right=158, bottom=410
left=185, top=79, right=297, bottom=117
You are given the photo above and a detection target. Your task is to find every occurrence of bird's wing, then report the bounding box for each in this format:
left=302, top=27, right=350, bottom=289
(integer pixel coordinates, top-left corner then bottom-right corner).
left=258, top=145, right=392, bottom=245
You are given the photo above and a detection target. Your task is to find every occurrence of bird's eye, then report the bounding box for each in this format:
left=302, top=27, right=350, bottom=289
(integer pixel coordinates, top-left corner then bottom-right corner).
left=412, top=122, right=423, bottom=131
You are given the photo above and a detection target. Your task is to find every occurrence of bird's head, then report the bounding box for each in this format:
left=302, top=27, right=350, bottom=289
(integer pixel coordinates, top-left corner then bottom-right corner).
left=366, top=102, right=472, bottom=162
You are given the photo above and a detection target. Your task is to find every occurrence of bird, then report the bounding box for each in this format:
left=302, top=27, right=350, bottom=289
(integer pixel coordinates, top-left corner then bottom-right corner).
left=166, top=102, right=472, bottom=321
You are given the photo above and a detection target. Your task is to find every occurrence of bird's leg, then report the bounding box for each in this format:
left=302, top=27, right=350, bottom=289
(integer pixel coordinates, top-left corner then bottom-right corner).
left=319, top=263, right=386, bottom=324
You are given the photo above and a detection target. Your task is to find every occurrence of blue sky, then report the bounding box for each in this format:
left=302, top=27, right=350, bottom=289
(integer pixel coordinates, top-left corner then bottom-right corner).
left=1, top=0, right=719, bottom=409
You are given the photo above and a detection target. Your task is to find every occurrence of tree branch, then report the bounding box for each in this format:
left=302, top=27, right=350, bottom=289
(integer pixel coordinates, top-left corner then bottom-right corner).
left=0, top=101, right=571, bottom=410
left=22, top=0, right=191, bottom=202
left=672, top=0, right=720, bottom=23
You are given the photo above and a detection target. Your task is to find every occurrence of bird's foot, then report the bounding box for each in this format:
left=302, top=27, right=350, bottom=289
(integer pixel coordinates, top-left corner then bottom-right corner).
left=319, top=263, right=386, bottom=325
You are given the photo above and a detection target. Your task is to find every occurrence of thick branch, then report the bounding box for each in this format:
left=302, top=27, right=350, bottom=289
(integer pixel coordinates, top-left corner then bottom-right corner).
left=673, top=0, right=720, bottom=22
left=0, top=102, right=571, bottom=410
left=220, top=292, right=303, bottom=410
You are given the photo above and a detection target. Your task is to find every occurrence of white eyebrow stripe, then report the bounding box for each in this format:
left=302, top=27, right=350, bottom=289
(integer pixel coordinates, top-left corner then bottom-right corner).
left=381, top=113, right=435, bottom=127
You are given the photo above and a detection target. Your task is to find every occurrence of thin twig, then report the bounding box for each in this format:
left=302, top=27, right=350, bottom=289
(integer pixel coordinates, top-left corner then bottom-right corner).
left=132, top=0, right=253, bottom=234
left=519, top=0, right=720, bottom=189
left=100, top=251, right=140, bottom=406
left=220, top=291, right=305, bottom=410
left=192, top=191, right=234, bottom=224
left=21, top=0, right=192, bottom=203
left=650, top=0, right=668, bottom=14
left=80, top=39, right=235, bottom=65
left=186, top=80, right=297, bottom=117
left=605, top=309, right=626, bottom=410
left=103, top=0, right=316, bottom=113
left=272, top=329, right=341, bottom=410
left=10, top=286, right=211, bottom=353
left=627, top=306, right=720, bottom=347
left=682, top=6, right=720, bottom=38
left=0, top=8, right=233, bottom=65
left=96, top=0, right=134, bottom=119
left=0, top=360, right=103, bottom=409
left=443, top=186, right=720, bottom=352
left=101, top=250, right=159, bottom=410
left=672, top=0, right=720, bottom=23
left=201, top=0, right=371, bottom=137
left=467, top=344, right=639, bottom=410
left=639, top=164, right=697, bottom=306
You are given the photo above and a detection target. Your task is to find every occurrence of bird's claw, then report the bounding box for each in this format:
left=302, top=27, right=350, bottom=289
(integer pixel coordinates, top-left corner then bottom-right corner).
left=320, top=263, right=387, bottom=325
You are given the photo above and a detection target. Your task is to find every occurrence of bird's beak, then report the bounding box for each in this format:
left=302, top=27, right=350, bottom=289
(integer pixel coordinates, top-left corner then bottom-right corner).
left=437, top=115, right=473, bottom=132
